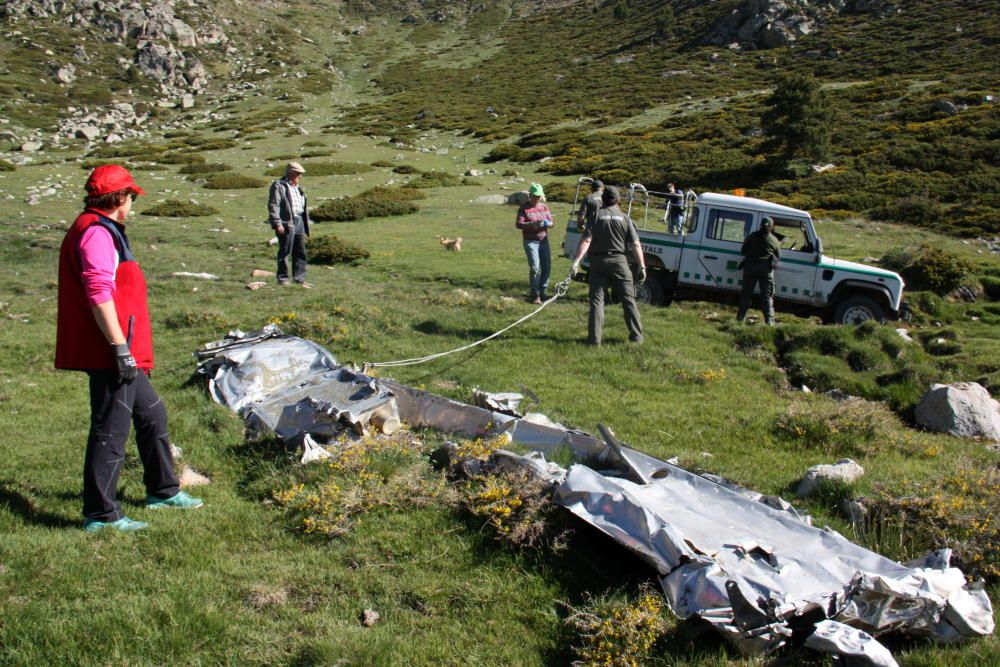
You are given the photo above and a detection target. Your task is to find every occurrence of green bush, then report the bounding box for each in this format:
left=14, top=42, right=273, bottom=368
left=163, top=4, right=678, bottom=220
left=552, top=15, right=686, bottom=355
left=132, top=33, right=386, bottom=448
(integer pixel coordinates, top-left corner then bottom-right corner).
left=157, top=153, right=207, bottom=165
left=392, top=165, right=421, bottom=174
left=204, top=174, right=267, bottom=189
left=309, top=235, right=371, bottom=264
left=264, top=162, right=373, bottom=177
left=981, top=275, right=1000, bottom=301
left=0, top=160, right=15, bottom=171
left=410, top=171, right=462, bottom=188
left=867, top=197, right=945, bottom=228
left=141, top=200, right=219, bottom=217
left=774, top=398, right=904, bottom=457
left=179, top=162, right=233, bottom=175
left=370, top=160, right=395, bottom=168
left=880, top=244, right=973, bottom=294
left=542, top=182, right=575, bottom=203
left=311, top=185, right=424, bottom=222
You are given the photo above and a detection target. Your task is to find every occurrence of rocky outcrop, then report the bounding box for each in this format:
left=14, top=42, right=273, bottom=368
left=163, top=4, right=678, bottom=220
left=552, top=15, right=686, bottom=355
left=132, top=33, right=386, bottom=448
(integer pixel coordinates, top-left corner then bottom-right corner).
left=704, top=0, right=897, bottom=49
left=796, top=459, right=865, bottom=498
left=915, top=382, right=1000, bottom=442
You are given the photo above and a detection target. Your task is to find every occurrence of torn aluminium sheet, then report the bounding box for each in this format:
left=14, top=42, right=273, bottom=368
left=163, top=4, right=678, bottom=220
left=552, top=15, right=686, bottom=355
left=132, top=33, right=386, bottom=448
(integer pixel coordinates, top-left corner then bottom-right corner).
left=196, top=326, right=399, bottom=442
left=195, top=329, right=994, bottom=663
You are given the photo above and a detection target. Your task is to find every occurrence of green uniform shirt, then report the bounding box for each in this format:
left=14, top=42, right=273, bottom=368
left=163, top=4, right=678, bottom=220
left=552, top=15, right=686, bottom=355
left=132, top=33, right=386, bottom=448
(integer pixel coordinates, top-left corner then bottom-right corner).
left=741, top=230, right=780, bottom=264
left=584, top=204, right=639, bottom=256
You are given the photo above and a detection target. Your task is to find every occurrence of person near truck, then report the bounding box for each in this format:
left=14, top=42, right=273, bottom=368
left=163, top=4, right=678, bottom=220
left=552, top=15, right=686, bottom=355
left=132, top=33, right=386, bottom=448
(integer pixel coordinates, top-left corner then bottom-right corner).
left=268, top=161, right=311, bottom=287
left=575, top=178, right=604, bottom=232
left=516, top=183, right=554, bottom=304
left=570, top=185, right=645, bottom=345
left=737, top=216, right=781, bottom=326
left=56, top=165, right=203, bottom=533
left=665, top=183, right=684, bottom=234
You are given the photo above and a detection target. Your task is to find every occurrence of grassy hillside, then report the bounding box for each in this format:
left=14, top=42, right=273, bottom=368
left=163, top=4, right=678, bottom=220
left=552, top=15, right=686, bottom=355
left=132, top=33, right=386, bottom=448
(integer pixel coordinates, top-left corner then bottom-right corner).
left=0, top=1, right=998, bottom=665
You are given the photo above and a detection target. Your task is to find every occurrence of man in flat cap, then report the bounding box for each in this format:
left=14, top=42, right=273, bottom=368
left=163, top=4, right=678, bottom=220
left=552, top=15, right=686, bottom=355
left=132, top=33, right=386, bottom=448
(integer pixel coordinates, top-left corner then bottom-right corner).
left=570, top=185, right=645, bottom=345
left=268, top=161, right=311, bottom=287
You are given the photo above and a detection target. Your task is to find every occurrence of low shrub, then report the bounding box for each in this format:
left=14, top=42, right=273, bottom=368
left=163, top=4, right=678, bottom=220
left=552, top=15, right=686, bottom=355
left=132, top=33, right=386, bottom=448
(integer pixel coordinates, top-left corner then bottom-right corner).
left=542, top=181, right=575, bottom=203
left=264, top=162, right=373, bottom=177
left=157, top=153, right=207, bottom=165
left=312, top=198, right=417, bottom=221
left=370, top=160, right=395, bottom=167
left=981, top=275, right=1000, bottom=301
left=410, top=170, right=462, bottom=188
left=880, top=244, right=973, bottom=294
left=179, top=162, right=233, bottom=175
left=861, top=466, right=1000, bottom=581
left=392, top=164, right=421, bottom=174
left=867, top=197, right=944, bottom=228
left=162, top=311, right=229, bottom=330
left=564, top=589, right=669, bottom=667
left=774, top=398, right=904, bottom=457
left=0, top=160, right=15, bottom=171
left=141, top=200, right=219, bottom=217
left=203, top=174, right=267, bottom=189
left=309, top=235, right=371, bottom=264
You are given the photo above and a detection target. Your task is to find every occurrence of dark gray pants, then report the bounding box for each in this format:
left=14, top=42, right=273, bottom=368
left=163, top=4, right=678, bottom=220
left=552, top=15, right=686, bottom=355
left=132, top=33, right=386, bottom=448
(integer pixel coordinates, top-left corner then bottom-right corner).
left=276, top=215, right=307, bottom=283
left=738, top=261, right=775, bottom=325
left=83, top=371, right=179, bottom=521
left=587, top=255, right=643, bottom=345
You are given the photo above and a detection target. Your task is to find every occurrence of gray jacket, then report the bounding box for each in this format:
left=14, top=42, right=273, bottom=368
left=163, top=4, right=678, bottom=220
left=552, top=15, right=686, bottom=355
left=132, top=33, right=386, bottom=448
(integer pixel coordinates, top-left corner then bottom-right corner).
left=267, top=179, right=310, bottom=235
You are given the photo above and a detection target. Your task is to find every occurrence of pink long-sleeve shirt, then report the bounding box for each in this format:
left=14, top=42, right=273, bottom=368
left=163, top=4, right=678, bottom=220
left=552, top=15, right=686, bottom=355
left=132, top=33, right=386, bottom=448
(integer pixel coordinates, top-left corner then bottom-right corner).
left=77, top=225, right=119, bottom=306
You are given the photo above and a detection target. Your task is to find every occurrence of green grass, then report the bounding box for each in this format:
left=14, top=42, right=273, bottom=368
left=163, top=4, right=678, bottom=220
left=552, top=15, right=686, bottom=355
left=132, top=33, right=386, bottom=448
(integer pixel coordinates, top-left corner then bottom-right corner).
left=0, top=127, right=996, bottom=665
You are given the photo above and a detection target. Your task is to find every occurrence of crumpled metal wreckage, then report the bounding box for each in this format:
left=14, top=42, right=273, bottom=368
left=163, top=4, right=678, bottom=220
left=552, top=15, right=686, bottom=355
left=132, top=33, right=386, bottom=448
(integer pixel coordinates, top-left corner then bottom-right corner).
left=196, top=329, right=994, bottom=665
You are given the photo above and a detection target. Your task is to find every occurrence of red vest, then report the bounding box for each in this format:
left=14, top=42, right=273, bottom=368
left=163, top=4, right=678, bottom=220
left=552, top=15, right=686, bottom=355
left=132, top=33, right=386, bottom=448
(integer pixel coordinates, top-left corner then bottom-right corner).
left=55, top=210, right=155, bottom=370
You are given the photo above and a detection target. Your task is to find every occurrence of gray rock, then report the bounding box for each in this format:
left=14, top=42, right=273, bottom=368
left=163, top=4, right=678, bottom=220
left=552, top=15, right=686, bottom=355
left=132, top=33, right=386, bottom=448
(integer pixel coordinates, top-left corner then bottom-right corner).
left=507, top=191, right=530, bottom=206
left=465, top=169, right=484, bottom=177
left=840, top=499, right=867, bottom=525
left=75, top=125, right=100, bottom=141
left=796, top=459, right=864, bottom=498
left=55, top=64, right=76, bottom=84
left=20, top=141, right=42, bottom=152
left=475, top=194, right=508, bottom=205
left=181, top=93, right=195, bottom=109
left=914, top=382, right=1000, bottom=442
left=934, top=99, right=959, bottom=115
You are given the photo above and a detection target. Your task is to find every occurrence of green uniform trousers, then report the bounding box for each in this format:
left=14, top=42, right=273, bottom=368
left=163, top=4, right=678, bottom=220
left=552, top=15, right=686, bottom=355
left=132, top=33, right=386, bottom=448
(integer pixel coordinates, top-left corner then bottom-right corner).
left=587, top=254, right=643, bottom=345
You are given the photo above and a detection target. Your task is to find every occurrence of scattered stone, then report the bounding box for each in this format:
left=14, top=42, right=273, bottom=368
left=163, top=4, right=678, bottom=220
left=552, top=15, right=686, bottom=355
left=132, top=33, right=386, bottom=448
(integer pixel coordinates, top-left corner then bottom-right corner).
left=180, top=93, right=195, bottom=109
left=811, top=163, right=836, bottom=173
left=475, top=194, right=508, bottom=205
left=55, top=64, right=76, bottom=84
left=796, top=459, right=865, bottom=498
left=465, top=169, right=484, bottom=177
left=246, top=281, right=268, bottom=291
left=251, top=269, right=275, bottom=278
left=105, top=133, right=123, bottom=144
left=75, top=125, right=101, bottom=142
left=914, top=382, right=1000, bottom=442
left=171, top=272, right=219, bottom=280
left=360, top=609, right=380, bottom=627
left=267, top=237, right=279, bottom=246
left=20, top=141, right=42, bottom=152
left=934, top=99, right=959, bottom=115
left=507, top=191, right=530, bottom=206
left=179, top=465, right=211, bottom=487
left=841, top=499, right=867, bottom=525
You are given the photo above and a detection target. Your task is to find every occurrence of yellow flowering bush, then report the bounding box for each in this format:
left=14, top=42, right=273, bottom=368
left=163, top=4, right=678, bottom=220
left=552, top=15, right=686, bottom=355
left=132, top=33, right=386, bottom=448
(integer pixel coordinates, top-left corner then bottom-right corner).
left=774, top=398, right=913, bottom=457
left=863, top=465, right=1000, bottom=581
left=565, top=588, right=669, bottom=667
left=271, top=428, right=449, bottom=538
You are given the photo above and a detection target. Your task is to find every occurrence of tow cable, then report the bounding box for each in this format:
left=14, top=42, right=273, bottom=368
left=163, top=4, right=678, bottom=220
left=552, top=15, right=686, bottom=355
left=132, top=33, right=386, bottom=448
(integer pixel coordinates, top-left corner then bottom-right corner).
left=362, top=273, right=574, bottom=373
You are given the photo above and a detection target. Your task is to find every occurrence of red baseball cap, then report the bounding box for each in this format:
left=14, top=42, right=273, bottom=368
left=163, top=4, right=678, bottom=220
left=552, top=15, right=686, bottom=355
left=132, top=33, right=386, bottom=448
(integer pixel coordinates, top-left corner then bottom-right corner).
left=85, top=164, right=147, bottom=196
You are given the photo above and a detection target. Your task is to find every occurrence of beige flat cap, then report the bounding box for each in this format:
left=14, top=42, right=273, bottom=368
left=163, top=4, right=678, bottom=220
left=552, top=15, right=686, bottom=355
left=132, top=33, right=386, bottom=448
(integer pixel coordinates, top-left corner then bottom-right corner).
left=286, top=161, right=306, bottom=174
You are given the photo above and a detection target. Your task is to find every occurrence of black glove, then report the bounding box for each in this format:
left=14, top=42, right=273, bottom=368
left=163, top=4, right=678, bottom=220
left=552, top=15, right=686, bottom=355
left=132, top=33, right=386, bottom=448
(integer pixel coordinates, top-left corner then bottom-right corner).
left=637, top=266, right=647, bottom=285
left=112, top=343, right=137, bottom=384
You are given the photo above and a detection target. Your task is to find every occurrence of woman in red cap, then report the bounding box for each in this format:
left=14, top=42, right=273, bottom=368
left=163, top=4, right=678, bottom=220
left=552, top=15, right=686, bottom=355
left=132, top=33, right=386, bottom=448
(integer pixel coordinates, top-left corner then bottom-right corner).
left=56, top=165, right=203, bottom=532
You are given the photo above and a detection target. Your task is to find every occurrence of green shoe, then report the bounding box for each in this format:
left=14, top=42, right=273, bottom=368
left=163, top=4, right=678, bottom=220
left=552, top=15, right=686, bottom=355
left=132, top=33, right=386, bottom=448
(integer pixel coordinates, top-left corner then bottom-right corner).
left=83, top=516, right=149, bottom=533
left=146, top=490, right=203, bottom=510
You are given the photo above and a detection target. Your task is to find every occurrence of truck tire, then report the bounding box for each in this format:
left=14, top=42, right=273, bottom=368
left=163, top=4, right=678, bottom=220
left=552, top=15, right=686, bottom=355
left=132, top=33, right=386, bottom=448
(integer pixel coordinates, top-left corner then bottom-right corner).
left=636, top=271, right=665, bottom=305
left=833, top=295, right=885, bottom=325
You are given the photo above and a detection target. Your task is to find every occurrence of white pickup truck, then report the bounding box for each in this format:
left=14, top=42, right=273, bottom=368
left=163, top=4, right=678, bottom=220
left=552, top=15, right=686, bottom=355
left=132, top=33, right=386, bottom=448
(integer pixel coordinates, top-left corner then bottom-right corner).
left=563, top=180, right=907, bottom=325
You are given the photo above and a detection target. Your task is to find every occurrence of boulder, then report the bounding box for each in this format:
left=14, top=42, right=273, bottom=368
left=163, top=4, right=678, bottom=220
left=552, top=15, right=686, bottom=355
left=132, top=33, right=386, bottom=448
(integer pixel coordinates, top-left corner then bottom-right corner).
left=55, top=64, right=76, bottom=84
left=20, top=141, right=42, bottom=152
left=180, top=93, right=195, bottom=109
left=914, top=382, right=1000, bottom=442
left=934, top=99, right=959, bottom=115
left=796, top=459, right=864, bottom=498
left=75, top=125, right=101, bottom=141
left=507, top=191, right=530, bottom=206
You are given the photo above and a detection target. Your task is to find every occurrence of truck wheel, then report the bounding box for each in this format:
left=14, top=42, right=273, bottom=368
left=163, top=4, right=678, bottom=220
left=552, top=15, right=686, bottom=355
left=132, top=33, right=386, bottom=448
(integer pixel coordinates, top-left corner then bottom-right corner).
left=834, top=295, right=885, bottom=325
left=636, top=271, right=665, bottom=305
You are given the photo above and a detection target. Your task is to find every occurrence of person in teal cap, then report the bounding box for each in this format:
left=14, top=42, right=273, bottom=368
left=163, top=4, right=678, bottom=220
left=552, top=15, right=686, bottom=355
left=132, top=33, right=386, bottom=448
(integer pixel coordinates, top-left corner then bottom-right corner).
left=515, top=183, right=554, bottom=304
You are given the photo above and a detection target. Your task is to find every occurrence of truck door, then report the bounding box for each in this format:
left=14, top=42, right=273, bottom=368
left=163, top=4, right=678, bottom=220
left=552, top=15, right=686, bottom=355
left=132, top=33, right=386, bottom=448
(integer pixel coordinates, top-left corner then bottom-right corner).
left=680, top=207, right=751, bottom=294
left=772, top=217, right=821, bottom=305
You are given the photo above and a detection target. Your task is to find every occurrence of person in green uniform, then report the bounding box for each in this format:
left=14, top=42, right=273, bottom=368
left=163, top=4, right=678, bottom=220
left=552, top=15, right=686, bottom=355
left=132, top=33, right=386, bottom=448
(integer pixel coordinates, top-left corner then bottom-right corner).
left=570, top=186, right=646, bottom=345
left=737, top=216, right=781, bottom=326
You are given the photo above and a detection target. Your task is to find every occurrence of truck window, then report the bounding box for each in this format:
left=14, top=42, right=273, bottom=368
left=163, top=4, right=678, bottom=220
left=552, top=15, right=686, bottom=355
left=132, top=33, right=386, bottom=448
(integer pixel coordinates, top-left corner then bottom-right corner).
left=773, top=217, right=813, bottom=252
left=707, top=209, right=752, bottom=243
left=685, top=207, right=699, bottom=234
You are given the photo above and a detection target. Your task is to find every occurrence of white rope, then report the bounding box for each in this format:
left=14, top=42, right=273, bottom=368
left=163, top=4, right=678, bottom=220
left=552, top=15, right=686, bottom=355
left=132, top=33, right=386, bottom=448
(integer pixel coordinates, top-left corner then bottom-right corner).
left=363, top=274, right=574, bottom=372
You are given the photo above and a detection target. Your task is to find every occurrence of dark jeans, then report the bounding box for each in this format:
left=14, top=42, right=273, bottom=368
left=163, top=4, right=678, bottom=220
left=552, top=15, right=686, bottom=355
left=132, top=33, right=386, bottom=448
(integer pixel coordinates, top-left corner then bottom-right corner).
left=587, top=254, right=643, bottom=345
left=276, top=215, right=307, bottom=282
left=83, top=370, right=179, bottom=521
left=738, top=261, right=775, bottom=325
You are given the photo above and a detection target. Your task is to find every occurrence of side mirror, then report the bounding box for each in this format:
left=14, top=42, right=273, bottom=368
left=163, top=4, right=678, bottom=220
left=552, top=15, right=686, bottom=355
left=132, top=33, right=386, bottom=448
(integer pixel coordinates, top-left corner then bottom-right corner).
left=814, top=237, right=824, bottom=262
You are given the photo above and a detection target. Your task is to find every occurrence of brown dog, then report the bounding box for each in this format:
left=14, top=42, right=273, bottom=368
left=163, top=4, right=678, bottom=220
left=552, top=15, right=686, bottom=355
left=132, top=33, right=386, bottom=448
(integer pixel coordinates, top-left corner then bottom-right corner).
left=440, top=236, right=463, bottom=252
